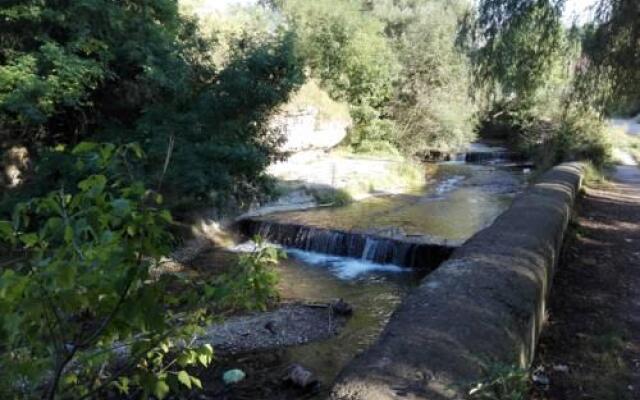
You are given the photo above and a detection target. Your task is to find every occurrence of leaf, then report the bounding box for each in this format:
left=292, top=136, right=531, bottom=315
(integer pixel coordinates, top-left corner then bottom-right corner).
left=153, top=379, right=170, bottom=399
left=20, top=233, right=39, bottom=247
left=0, top=220, right=13, bottom=238
left=64, top=225, right=73, bottom=244
left=78, top=174, right=107, bottom=197
left=197, top=344, right=214, bottom=366
left=72, top=142, right=98, bottom=155
left=128, top=142, right=144, bottom=158
left=160, top=342, right=169, bottom=353
left=111, top=199, right=131, bottom=218
left=114, top=377, right=130, bottom=394
left=63, top=373, right=78, bottom=386
left=57, top=264, right=76, bottom=289
left=191, top=376, right=202, bottom=389
left=177, top=370, right=192, bottom=389
left=0, top=221, right=15, bottom=245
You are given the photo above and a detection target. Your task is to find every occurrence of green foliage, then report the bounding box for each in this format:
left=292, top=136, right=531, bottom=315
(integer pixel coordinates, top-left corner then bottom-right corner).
left=0, top=0, right=304, bottom=210
left=277, top=0, right=397, bottom=108
left=273, top=0, right=399, bottom=153
left=473, top=0, right=614, bottom=168
left=309, top=187, right=354, bottom=207
left=276, top=0, right=479, bottom=155
left=468, top=364, right=531, bottom=400
left=554, top=107, right=611, bottom=167
left=283, top=79, right=351, bottom=124
left=480, top=99, right=611, bottom=168
left=210, top=237, right=282, bottom=312
left=582, top=0, right=640, bottom=115
left=474, top=0, right=565, bottom=101
left=0, top=143, right=213, bottom=399
left=135, top=29, right=304, bottom=208
left=371, top=0, right=478, bottom=154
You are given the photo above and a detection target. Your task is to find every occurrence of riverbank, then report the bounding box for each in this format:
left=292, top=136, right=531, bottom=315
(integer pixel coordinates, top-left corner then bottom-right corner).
left=531, top=165, right=640, bottom=400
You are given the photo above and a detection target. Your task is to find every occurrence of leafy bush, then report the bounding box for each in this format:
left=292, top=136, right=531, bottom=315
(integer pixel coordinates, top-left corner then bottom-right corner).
left=479, top=100, right=611, bottom=168
left=372, top=0, right=478, bottom=154
left=554, top=107, right=611, bottom=168
left=0, top=143, right=216, bottom=399
left=208, top=237, right=283, bottom=312
left=273, top=0, right=399, bottom=153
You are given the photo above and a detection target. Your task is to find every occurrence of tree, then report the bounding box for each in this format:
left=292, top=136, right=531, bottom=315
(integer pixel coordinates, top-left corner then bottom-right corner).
left=581, top=0, right=640, bottom=115
left=371, top=0, right=478, bottom=153
left=272, top=0, right=399, bottom=153
left=473, top=0, right=566, bottom=102
left=0, top=0, right=304, bottom=211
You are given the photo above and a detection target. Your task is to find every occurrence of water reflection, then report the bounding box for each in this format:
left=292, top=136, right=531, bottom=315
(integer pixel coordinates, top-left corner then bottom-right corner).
left=274, top=255, right=416, bottom=396
left=263, top=163, right=526, bottom=241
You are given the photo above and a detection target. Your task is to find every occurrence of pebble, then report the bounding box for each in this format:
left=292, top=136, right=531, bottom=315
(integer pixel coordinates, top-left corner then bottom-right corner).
left=223, top=369, right=246, bottom=385
left=283, top=364, right=317, bottom=388
left=532, top=370, right=550, bottom=386
left=552, top=364, right=569, bottom=373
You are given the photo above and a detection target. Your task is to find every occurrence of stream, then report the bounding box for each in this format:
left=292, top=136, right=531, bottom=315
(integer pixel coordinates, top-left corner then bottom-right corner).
left=198, top=151, right=530, bottom=399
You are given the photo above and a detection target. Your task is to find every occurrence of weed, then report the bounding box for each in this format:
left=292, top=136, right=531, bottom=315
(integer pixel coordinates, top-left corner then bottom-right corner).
left=468, top=363, right=530, bottom=400
left=309, top=187, right=353, bottom=206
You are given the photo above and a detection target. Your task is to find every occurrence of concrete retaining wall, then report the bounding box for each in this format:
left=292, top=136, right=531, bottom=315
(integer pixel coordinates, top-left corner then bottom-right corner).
left=330, top=162, right=584, bottom=400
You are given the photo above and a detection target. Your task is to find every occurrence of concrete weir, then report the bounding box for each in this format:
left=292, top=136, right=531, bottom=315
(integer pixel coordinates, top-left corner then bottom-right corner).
left=237, top=219, right=457, bottom=270
left=330, top=162, right=584, bottom=400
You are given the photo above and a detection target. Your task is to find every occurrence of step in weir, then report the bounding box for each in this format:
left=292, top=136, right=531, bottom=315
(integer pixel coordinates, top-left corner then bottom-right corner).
left=237, top=219, right=457, bottom=270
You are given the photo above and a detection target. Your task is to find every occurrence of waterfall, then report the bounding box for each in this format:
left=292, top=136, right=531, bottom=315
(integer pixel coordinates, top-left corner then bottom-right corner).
left=237, top=219, right=455, bottom=270
left=464, top=151, right=523, bottom=163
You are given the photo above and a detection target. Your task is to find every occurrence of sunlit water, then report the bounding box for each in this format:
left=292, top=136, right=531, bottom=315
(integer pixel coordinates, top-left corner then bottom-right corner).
left=274, top=254, right=417, bottom=397
left=261, top=163, right=526, bottom=242
left=212, top=161, right=529, bottom=397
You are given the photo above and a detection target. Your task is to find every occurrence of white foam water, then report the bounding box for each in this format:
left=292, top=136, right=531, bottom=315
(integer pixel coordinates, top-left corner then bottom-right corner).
left=434, top=175, right=465, bottom=195
left=228, top=241, right=407, bottom=280
left=287, top=249, right=407, bottom=280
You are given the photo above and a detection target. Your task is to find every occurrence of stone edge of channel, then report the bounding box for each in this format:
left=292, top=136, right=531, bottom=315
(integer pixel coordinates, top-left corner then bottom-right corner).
left=330, top=162, right=585, bottom=400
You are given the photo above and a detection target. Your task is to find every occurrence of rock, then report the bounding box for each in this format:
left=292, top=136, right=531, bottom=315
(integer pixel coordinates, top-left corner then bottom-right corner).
left=223, top=369, right=246, bottom=385
left=552, top=364, right=569, bottom=373
left=532, top=370, right=550, bottom=386
left=264, top=321, right=277, bottom=335
left=332, top=299, right=353, bottom=316
left=283, top=364, right=317, bottom=388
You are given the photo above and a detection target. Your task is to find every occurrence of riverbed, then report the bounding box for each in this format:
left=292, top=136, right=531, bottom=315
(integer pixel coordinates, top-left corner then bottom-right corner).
left=194, top=155, right=530, bottom=399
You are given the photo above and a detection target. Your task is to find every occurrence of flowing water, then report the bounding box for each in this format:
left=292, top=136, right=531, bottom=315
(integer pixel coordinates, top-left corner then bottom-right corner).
left=213, top=157, right=529, bottom=398
left=248, top=162, right=526, bottom=242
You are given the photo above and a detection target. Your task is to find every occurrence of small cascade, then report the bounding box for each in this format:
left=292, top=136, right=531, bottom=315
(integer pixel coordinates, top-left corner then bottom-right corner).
left=464, top=151, right=524, bottom=163
left=423, top=149, right=527, bottom=165
left=237, top=219, right=455, bottom=270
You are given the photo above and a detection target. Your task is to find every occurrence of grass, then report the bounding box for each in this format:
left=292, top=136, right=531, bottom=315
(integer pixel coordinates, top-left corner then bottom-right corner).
left=582, top=161, right=612, bottom=188
left=330, top=145, right=404, bottom=161
left=344, top=159, right=425, bottom=197
left=308, top=187, right=353, bottom=206
left=468, top=363, right=531, bottom=400
left=606, top=124, right=640, bottom=164
left=565, top=327, right=632, bottom=400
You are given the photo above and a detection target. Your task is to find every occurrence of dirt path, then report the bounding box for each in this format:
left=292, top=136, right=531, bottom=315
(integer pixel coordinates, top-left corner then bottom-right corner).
left=532, top=165, right=640, bottom=399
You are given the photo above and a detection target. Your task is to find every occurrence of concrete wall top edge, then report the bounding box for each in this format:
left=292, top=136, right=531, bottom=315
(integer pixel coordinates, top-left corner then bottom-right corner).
left=330, top=162, right=585, bottom=400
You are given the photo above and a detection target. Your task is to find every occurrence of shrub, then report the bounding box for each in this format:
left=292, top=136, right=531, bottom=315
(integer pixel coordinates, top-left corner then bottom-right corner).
left=309, top=187, right=354, bottom=207
left=555, top=107, right=611, bottom=168
left=0, top=143, right=213, bottom=399
left=207, top=237, right=283, bottom=312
